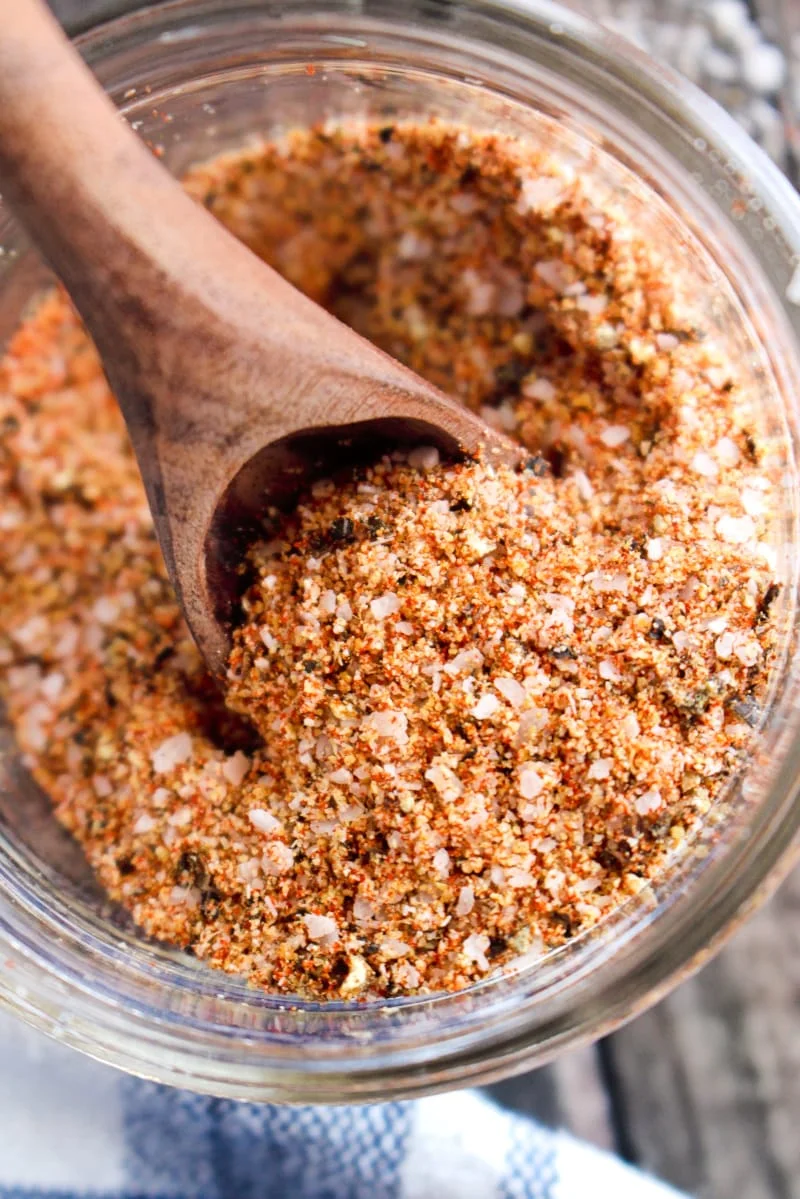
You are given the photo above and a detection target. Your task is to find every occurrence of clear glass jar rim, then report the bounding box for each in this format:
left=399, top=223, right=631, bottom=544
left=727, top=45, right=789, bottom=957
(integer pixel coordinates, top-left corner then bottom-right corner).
left=1, top=0, right=800, bottom=1101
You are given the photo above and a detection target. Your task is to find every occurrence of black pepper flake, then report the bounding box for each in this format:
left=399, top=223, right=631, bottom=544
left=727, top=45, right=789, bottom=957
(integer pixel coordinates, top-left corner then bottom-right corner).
left=303, top=659, right=319, bottom=673
left=524, top=454, right=550, bottom=477
left=378, top=125, right=395, bottom=143
left=487, top=936, right=507, bottom=958
left=756, top=582, right=780, bottom=624
left=459, top=164, right=479, bottom=186
left=550, top=646, right=577, bottom=660
left=328, top=516, right=355, bottom=543
left=648, top=617, right=667, bottom=641
left=729, top=694, right=761, bottom=727
left=116, top=856, right=135, bottom=876
left=449, top=497, right=473, bottom=512
left=365, top=515, right=388, bottom=539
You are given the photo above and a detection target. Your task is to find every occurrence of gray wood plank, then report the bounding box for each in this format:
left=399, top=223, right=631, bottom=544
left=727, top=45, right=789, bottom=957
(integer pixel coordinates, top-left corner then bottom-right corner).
left=602, top=866, right=800, bottom=1199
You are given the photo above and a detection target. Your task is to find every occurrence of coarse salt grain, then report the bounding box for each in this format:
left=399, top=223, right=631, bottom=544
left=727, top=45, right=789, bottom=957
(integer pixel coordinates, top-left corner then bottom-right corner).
left=470, top=693, right=500, bottom=719
left=262, top=841, right=294, bottom=875
left=151, top=732, right=192, bottom=774
left=303, top=913, right=338, bottom=941
left=370, top=592, right=401, bottom=620
left=646, top=538, right=664, bottom=561
left=132, top=813, right=156, bottom=834
left=249, top=808, right=281, bottom=834
left=519, top=763, right=544, bottom=799
left=587, top=758, right=612, bottom=781
left=599, top=659, right=621, bottom=682
left=691, top=450, right=718, bottom=478
left=444, top=648, right=484, bottom=676
left=635, top=788, right=663, bottom=815
left=456, top=885, right=475, bottom=916
left=260, top=628, right=278, bottom=652
left=93, top=775, right=113, bottom=798
left=600, top=424, right=630, bottom=448
left=425, top=761, right=463, bottom=800
left=362, top=709, right=408, bottom=744
left=716, top=513, right=756, bottom=544
left=432, top=848, right=451, bottom=877
left=407, top=445, right=440, bottom=471
left=495, top=676, right=526, bottom=707
left=463, top=933, right=491, bottom=971
left=222, top=750, right=250, bottom=786
left=622, top=713, right=640, bottom=738
left=522, top=376, right=556, bottom=402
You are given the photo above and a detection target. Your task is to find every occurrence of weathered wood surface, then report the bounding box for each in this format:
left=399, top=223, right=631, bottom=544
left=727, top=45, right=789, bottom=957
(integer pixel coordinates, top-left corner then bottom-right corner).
left=44, top=3, right=800, bottom=1195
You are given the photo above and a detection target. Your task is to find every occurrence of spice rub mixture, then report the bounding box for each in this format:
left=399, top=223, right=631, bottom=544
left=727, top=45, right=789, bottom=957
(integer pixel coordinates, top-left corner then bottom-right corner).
left=0, top=122, right=782, bottom=998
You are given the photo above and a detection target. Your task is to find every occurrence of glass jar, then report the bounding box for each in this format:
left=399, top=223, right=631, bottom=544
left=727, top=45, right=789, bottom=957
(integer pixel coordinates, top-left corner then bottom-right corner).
left=2, top=0, right=800, bottom=1102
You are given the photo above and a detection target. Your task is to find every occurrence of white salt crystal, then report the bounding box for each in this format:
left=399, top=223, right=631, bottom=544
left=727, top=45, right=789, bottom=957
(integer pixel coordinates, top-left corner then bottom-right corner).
left=167, top=806, right=192, bottom=827
left=741, top=489, right=767, bottom=518
left=635, top=787, right=663, bottom=815
left=262, top=841, right=294, bottom=875
left=463, top=933, right=491, bottom=971
left=495, top=677, right=526, bottom=708
left=407, top=445, right=440, bottom=471
left=222, top=750, right=250, bottom=786
left=444, top=648, right=484, bottom=676
left=519, top=763, right=544, bottom=799
left=714, top=436, right=740, bottom=467
left=599, top=659, right=621, bottom=682
left=353, top=896, right=375, bottom=923
left=260, top=628, right=278, bottom=652
left=733, top=634, right=761, bottom=667
left=93, top=775, right=113, bottom=798
left=508, top=867, right=535, bottom=888
left=425, top=761, right=463, bottom=800
left=576, top=293, right=608, bottom=316
left=672, top=631, right=691, bottom=653
left=716, top=513, right=756, bottom=544
left=319, top=589, right=337, bottom=615
left=432, top=848, right=451, bottom=878
left=535, top=260, right=572, bottom=293
left=646, top=538, right=664, bottom=561
left=715, top=632, right=735, bottom=659
left=336, top=599, right=354, bottom=622
left=93, top=596, right=119, bottom=624
left=621, top=713, right=640, bottom=739
left=304, top=914, right=338, bottom=941
left=169, top=885, right=200, bottom=908
left=362, top=709, right=408, bottom=744
left=328, top=768, right=353, bottom=786
left=455, top=885, right=475, bottom=916
left=40, top=672, right=65, bottom=701
left=490, top=865, right=506, bottom=886
left=470, top=693, right=500, bottom=720
left=370, top=592, right=401, bottom=620
left=691, top=450, right=718, bottom=478
left=396, top=621, right=415, bottom=635
left=249, top=808, right=281, bottom=834
left=522, top=376, right=557, bottom=402
left=656, top=332, right=680, bottom=351
left=742, top=42, right=786, bottom=95
left=382, top=937, right=411, bottom=959
left=151, top=732, right=192, bottom=774
left=133, top=813, right=156, bottom=834
left=707, top=616, right=728, bottom=634
left=588, top=758, right=612, bottom=781
left=573, top=469, right=594, bottom=501
left=600, top=424, right=630, bottom=449
left=517, top=175, right=566, bottom=213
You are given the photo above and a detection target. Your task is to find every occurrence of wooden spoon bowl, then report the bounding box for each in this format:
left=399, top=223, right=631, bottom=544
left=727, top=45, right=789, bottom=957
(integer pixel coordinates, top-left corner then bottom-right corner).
left=0, top=0, right=519, bottom=674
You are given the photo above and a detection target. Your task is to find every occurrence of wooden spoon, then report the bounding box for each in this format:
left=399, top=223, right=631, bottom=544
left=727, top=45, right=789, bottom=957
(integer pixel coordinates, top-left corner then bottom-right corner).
left=0, top=0, right=518, bottom=674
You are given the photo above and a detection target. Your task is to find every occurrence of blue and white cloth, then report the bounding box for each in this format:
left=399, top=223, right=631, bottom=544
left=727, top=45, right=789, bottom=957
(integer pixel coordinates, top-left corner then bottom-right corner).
left=0, top=1009, right=684, bottom=1199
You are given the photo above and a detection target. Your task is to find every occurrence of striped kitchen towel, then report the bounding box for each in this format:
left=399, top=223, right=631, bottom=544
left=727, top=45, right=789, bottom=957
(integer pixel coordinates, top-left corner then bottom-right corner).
left=0, top=1009, right=684, bottom=1199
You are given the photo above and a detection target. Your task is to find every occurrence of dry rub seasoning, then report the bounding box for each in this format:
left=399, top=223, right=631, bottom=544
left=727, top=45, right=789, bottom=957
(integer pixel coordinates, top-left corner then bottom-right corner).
left=0, top=121, right=782, bottom=998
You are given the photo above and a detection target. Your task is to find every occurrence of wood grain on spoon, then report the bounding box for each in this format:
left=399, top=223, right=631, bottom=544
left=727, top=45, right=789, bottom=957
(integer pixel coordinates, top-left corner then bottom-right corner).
left=0, top=0, right=519, bottom=674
